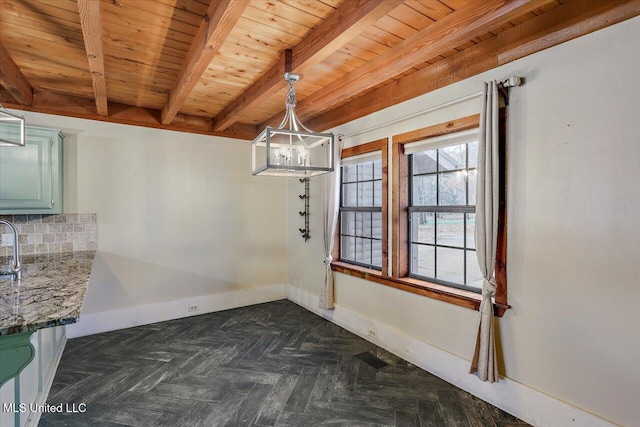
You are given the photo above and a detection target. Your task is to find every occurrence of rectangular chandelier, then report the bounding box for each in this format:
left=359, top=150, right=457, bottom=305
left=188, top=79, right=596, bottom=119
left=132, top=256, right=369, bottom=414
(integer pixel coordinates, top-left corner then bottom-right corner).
left=0, top=106, right=26, bottom=147
left=251, top=73, right=334, bottom=177
left=251, top=126, right=334, bottom=177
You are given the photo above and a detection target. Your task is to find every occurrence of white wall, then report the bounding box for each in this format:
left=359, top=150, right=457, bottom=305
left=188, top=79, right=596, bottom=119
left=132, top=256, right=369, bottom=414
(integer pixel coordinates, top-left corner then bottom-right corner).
left=14, top=111, right=288, bottom=322
left=287, top=17, right=640, bottom=427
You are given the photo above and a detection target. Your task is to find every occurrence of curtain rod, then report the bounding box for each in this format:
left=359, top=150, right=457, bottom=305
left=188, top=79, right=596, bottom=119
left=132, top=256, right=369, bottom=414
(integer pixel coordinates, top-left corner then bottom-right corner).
left=342, top=91, right=482, bottom=139
left=342, top=76, right=521, bottom=139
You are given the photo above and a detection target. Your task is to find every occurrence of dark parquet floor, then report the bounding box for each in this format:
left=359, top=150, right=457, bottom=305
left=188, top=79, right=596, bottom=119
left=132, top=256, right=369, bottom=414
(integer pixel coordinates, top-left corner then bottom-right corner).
left=40, top=300, right=528, bottom=427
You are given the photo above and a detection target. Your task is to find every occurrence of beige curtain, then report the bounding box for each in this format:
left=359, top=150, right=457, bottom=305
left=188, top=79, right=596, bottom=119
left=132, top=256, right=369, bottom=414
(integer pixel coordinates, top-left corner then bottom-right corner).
left=319, top=136, right=344, bottom=310
left=470, top=81, right=500, bottom=382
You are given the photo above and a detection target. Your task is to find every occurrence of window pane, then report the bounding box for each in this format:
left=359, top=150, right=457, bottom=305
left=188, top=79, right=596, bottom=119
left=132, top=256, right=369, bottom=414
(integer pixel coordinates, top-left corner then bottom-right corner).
left=355, top=237, right=370, bottom=264
left=411, top=212, right=434, bottom=244
left=374, top=180, right=382, bottom=207
left=372, top=212, right=382, bottom=239
left=468, top=141, right=478, bottom=168
left=363, top=212, right=372, bottom=238
left=407, top=139, right=484, bottom=289
left=355, top=211, right=362, bottom=236
left=412, top=174, right=436, bottom=206
left=358, top=161, right=373, bottom=181
left=339, top=156, right=383, bottom=271
left=468, top=169, right=477, bottom=205
left=466, top=250, right=483, bottom=289
left=373, top=159, right=382, bottom=179
left=372, top=239, right=382, bottom=268
left=341, top=235, right=355, bottom=261
left=342, top=183, right=357, bottom=207
left=356, top=212, right=372, bottom=238
left=412, top=151, right=437, bottom=174
left=439, top=171, right=466, bottom=205
left=436, top=213, right=464, bottom=248
left=411, top=244, right=435, bottom=278
left=343, top=164, right=357, bottom=182
left=437, top=247, right=464, bottom=284
left=466, top=213, right=475, bottom=249
left=358, top=181, right=373, bottom=207
left=341, top=211, right=355, bottom=236
left=440, top=144, right=466, bottom=171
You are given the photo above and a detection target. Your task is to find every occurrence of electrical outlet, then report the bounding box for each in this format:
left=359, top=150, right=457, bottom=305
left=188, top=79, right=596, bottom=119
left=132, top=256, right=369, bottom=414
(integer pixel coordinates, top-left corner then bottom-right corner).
left=188, top=305, right=199, bottom=313
left=367, top=328, right=378, bottom=339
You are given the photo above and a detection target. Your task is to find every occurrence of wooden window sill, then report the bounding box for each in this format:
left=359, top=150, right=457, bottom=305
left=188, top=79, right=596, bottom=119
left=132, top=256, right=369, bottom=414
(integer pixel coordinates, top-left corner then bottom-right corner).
left=331, top=261, right=509, bottom=317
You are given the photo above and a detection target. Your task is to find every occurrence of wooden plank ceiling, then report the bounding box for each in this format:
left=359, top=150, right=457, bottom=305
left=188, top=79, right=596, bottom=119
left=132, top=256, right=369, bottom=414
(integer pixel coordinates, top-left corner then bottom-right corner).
left=0, top=0, right=638, bottom=140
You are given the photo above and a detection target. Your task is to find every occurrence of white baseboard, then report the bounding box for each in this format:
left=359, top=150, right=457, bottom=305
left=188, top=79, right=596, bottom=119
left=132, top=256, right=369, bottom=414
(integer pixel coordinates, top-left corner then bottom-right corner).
left=67, top=284, right=286, bottom=339
left=285, top=284, right=616, bottom=427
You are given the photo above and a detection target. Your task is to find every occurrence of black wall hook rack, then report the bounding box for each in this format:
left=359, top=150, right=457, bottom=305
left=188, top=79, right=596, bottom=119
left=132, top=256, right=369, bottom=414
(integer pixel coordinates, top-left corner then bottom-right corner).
left=298, top=178, right=310, bottom=241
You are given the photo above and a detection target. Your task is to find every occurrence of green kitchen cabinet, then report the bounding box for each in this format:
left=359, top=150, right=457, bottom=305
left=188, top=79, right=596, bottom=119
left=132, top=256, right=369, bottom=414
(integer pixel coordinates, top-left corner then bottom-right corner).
left=0, top=126, right=64, bottom=214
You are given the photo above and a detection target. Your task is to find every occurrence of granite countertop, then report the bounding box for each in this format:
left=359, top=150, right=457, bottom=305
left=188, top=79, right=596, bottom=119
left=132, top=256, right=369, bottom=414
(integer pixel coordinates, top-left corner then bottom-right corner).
left=0, top=250, right=95, bottom=336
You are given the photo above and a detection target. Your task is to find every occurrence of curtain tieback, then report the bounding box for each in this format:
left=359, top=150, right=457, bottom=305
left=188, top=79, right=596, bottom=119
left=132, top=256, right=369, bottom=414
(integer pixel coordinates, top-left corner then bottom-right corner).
left=481, top=277, right=497, bottom=301
left=324, top=256, right=333, bottom=266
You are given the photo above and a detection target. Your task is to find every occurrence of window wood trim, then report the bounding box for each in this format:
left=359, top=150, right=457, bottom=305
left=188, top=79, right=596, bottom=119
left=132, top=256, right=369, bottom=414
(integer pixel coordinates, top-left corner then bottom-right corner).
left=336, top=138, right=389, bottom=276
left=391, top=138, right=408, bottom=278
left=393, top=114, right=480, bottom=145
left=494, top=108, right=508, bottom=306
left=341, top=138, right=386, bottom=159
left=392, top=112, right=508, bottom=313
left=392, top=114, right=482, bottom=280
left=331, top=261, right=508, bottom=316
left=332, top=113, right=509, bottom=316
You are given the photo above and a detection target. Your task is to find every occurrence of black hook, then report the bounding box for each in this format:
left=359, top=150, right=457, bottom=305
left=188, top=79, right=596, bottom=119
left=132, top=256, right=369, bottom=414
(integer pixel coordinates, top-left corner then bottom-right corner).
left=299, top=211, right=306, bottom=216
left=298, top=194, right=306, bottom=199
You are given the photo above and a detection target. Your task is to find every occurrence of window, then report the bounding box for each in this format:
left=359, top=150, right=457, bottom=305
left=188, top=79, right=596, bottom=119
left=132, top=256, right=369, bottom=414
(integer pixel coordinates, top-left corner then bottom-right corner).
left=335, top=138, right=388, bottom=273
left=339, top=156, right=383, bottom=269
left=407, top=137, right=483, bottom=291
left=332, top=114, right=508, bottom=315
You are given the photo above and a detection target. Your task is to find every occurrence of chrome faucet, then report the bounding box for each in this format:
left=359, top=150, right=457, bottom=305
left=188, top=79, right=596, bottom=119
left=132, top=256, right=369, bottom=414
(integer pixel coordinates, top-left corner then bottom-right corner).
left=0, top=219, right=21, bottom=280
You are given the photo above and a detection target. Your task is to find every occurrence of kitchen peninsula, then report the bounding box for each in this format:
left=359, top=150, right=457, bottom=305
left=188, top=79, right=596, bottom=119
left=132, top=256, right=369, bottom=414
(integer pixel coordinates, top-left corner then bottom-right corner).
left=0, top=251, right=95, bottom=337
left=0, top=213, right=97, bottom=427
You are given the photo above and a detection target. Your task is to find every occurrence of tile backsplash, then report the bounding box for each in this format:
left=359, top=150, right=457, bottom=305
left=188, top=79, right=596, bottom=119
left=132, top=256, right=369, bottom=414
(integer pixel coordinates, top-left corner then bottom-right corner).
left=0, top=213, right=97, bottom=256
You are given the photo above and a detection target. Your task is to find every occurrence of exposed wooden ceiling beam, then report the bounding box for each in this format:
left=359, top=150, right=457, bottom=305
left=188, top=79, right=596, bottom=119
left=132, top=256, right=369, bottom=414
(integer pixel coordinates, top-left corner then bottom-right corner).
left=212, top=0, right=402, bottom=132
left=306, top=0, right=640, bottom=132
left=291, top=0, right=403, bottom=72
left=496, top=0, right=640, bottom=64
left=0, top=42, right=33, bottom=105
left=77, top=0, right=108, bottom=116
left=213, top=49, right=292, bottom=132
left=261, top=0, right=552, bottom=128
left=161, top=0, right=249, bottom=125
left=2, top=90, right=257, bottom=140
